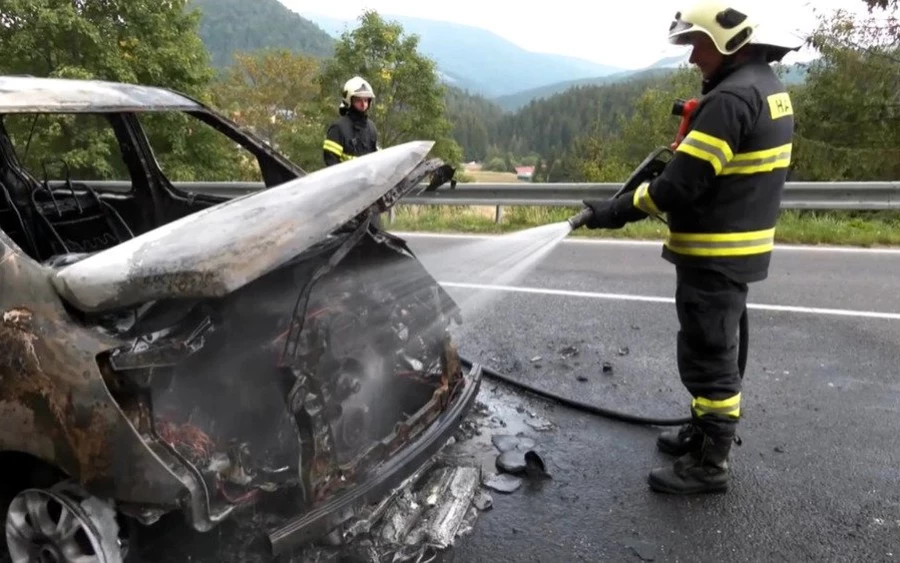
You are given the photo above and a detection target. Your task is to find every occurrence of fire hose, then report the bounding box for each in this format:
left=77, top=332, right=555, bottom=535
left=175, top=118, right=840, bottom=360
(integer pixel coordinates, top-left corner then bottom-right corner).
left=461, top=97, right=748, bottom=427
left=460, top=309, right=747, bottom=426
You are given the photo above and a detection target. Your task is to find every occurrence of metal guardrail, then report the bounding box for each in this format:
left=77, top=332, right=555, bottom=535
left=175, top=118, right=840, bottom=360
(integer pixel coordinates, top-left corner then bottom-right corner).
left=87, top=180, right=900, bottom=211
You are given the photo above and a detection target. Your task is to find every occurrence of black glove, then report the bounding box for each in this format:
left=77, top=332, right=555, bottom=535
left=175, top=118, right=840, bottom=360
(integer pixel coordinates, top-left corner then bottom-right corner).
left=581, top=196, right=647, bottom=230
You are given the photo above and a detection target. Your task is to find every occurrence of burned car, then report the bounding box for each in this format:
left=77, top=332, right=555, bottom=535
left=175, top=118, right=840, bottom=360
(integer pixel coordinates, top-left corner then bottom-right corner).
left=0, top=76, right=480, bottom=561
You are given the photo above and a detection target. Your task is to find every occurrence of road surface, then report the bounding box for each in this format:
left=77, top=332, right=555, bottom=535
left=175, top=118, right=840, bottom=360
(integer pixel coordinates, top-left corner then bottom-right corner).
left=403, top=232, right=900, bottom=563
left=129, top=232, right=900, bottom=562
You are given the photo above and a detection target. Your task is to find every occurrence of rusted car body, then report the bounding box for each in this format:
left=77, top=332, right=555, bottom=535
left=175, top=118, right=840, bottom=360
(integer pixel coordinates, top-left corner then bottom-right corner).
left=0, top=76, right=480, bottom=561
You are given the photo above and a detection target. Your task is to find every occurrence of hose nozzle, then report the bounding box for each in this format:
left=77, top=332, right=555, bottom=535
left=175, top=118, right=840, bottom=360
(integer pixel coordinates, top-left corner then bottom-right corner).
left=567, top=207, right=594, bottom=230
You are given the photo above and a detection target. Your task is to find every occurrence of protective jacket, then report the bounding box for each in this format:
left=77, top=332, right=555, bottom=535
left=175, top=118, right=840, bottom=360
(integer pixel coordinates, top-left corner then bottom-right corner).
left=322, top=108, right=378, bottom=166
left=620, top=56, right=794, bottom=283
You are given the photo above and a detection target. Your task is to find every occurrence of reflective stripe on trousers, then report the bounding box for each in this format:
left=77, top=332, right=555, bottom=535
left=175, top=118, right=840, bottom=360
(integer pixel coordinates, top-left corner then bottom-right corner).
left=692, top=393, right=741, bottom=419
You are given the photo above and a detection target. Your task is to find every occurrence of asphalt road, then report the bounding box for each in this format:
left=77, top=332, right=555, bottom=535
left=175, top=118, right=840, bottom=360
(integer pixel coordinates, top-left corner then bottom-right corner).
left=399, top=232, right=900, bottom=563
left=125, top=232, right=900, bottom=562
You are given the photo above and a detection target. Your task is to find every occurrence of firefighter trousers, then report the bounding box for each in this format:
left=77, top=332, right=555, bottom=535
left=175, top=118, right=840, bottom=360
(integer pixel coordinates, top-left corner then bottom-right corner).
left=674, top=265, right=748, bottom=440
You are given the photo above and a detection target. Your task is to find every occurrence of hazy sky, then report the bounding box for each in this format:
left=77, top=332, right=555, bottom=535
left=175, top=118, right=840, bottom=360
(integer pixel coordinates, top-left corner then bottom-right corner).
left=287, top=0, right=872, bottom=69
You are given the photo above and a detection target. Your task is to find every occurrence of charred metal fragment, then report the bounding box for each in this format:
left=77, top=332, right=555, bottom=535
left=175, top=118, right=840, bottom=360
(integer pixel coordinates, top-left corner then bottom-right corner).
left=371, top=158, right=456, bottom=213
left=108, top=315, right=212, bottom=373
left=267, top=364, right=482, bottom=555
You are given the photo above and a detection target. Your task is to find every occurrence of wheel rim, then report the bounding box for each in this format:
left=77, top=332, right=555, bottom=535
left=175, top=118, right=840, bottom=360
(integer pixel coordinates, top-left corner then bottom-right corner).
left=5, top=488, right=116, bottom=563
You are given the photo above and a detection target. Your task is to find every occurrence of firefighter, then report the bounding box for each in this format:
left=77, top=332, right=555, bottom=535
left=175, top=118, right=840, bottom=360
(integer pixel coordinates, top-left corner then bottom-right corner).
left=579, top=1, right=802, bottom=494
left=322, top=76, right=379, bottom=167
left=323, top=76, right=383, bottom=227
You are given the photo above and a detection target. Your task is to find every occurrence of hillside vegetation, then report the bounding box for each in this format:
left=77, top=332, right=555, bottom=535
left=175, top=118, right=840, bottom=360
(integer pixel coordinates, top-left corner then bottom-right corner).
left=191, top=0, right=334, bottom=67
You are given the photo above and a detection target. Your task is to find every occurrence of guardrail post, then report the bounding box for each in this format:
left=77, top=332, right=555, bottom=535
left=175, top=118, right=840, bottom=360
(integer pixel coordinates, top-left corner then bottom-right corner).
left=495, top=205, right=503, bottom=224
left=388, top=208, right=395, bottom=224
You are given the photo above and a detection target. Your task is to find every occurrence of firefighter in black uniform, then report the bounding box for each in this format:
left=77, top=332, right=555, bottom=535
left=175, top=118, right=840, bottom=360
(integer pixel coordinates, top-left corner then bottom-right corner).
left=323, top=75, right=382, bottom=226
left=579, top=2, right=803, bottom=494
left=323, top=75, right=379, bottom=166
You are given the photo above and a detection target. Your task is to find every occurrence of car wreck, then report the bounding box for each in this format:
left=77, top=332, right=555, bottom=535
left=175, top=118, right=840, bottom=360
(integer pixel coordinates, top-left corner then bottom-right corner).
left=0, top=76, right=481, bottom=561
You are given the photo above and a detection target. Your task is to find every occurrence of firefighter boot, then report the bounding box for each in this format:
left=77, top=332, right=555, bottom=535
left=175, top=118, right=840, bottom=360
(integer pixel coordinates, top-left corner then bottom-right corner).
left=647, top=434, right=731, bottom=494
left=656, top=421, right=702, bottom=456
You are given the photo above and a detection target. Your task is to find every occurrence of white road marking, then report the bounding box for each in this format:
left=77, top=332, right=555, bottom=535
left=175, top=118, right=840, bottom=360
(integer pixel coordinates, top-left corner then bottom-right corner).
left=440, top=281, right=900, bottom=321
left=394, top=231, right=900, bottom=254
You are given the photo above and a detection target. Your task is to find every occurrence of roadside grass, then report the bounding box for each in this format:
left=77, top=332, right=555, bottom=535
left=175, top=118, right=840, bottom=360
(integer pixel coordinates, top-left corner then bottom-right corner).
left=388, top=205, right=900, bottom=247
left=464, top=170, right=520, bottom=183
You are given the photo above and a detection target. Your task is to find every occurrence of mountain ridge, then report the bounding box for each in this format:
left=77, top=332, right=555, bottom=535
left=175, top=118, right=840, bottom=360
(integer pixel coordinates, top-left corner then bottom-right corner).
left=299, top=12, right=626, bottom=98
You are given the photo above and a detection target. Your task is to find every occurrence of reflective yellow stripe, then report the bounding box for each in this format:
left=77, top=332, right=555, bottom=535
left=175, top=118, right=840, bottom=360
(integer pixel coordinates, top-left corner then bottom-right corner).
left=676, top=130, right=734, bottom=175
left=665, top=228, right=775, bottom=257
left=692, top=393, right=741, bottom=418
left=632, top=181, right=661, bottom=216
left=721, top=143, right=792, bottom=175
left=323, top=139, right=344, bottom=156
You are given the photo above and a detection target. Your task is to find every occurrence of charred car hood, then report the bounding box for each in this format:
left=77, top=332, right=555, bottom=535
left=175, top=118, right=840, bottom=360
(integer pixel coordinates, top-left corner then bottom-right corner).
left=51, top=141, right=434, bottom=313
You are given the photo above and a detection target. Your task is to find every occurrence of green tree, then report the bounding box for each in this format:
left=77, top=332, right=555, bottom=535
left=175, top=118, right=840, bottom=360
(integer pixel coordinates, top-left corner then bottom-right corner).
left=791, top=2, right=900, bottom=180
left=0, top=0, right=213, bottom=93
left=211, top=49, right=327, bottom=172
left=0, top=0, right=238, bottom=181
left=571, top=66, right=700, bottom=182
left=317, top=11, right=464, bottom=165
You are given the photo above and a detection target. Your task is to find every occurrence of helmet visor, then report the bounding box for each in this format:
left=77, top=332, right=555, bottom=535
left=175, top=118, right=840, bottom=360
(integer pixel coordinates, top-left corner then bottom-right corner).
left=668, top=16, right=700, bottom=45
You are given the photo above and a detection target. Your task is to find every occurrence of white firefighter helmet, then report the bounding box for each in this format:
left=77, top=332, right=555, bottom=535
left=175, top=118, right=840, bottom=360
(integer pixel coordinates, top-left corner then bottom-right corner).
left=341, top=76, right=375, bottom=105
left=668, top=1, right=804, bottom=57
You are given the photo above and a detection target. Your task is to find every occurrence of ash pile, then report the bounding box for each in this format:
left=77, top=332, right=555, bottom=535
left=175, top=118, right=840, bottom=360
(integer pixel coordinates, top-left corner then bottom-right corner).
left=291, top=458, right=490, bottom=563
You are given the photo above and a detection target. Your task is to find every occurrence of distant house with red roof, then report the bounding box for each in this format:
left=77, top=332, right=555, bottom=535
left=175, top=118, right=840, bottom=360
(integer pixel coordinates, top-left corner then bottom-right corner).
left=515, top=166, right=534, bottom=181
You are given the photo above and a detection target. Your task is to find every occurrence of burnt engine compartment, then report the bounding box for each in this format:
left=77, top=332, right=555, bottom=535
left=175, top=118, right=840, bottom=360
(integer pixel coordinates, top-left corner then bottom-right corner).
left=99, top=225, right=465, bottom=519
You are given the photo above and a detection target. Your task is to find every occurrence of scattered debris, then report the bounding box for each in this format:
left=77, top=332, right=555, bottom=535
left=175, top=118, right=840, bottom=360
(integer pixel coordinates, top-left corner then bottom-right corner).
left=559, top=345, right=579, bottom=358
left=409, top=466, right=480, bottom=549
left=530, top=355, right=542, bottom=363
left=602, top=362, right=614, bottom=375
left=483, top=473, right=522, bottom=494
left=523, top=451, right=550, bottom=479
left=617, top=346, right=630, bottom=356
left=774, top=446, right=785, bottom=453
left=496, top=450, right=527, bottom=474
left=454, top=419, right=480, bottom=442
left=491, top=434, right=535, bottom=453
left=576, top=374, right=589, bottom=382
left=472, top=491, right=493, bottom=511
left=525, top=415, right=553, bottom=431
left=310, top=463, right=485, bottom=562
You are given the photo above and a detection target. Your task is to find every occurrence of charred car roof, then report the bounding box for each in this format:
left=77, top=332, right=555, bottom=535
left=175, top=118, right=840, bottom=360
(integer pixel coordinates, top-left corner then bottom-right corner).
left=0, top=75, right=204, bottom=113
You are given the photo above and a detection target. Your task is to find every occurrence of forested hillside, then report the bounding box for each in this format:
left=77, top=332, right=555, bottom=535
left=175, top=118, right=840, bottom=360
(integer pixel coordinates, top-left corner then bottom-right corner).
left=191, top=0, right=334, bottom=67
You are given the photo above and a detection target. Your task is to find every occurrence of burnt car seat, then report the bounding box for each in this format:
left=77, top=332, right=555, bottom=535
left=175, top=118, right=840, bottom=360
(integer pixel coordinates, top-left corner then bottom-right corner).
left=30, top=167, right=135, bottom=263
